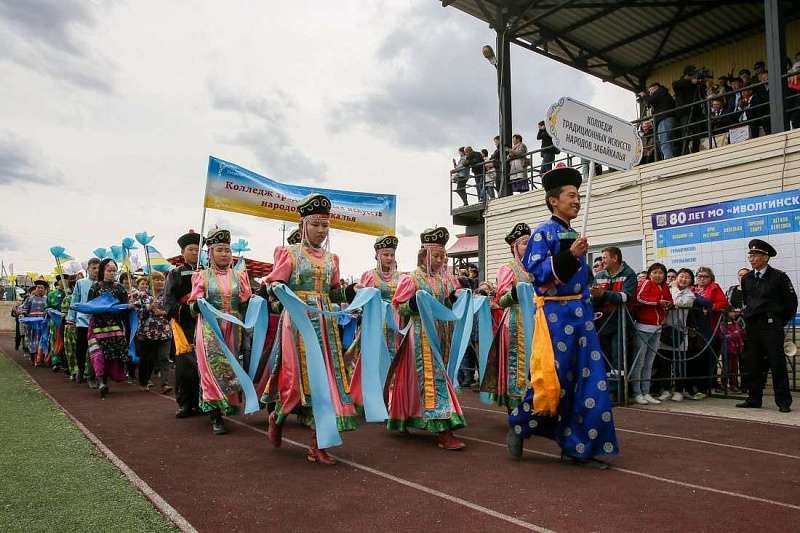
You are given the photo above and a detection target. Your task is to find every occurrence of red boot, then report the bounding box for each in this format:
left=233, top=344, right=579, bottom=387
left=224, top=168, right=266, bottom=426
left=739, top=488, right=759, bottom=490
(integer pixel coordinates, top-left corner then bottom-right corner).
left=437, top=431, right=466, bottom=450
left=306, top=432, right=337, bottom=465
left=267, top=411, right=282, bottom=448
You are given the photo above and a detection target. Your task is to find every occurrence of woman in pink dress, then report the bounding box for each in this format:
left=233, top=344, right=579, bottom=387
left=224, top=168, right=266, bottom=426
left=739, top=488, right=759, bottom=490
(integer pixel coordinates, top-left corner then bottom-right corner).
left=481, top=222, right=532, bottom=410
left=188, top=227, right=252, bottom=435
left=263, top=193, right=358, bottom=466
left=387, top=227, right=466, bottom=450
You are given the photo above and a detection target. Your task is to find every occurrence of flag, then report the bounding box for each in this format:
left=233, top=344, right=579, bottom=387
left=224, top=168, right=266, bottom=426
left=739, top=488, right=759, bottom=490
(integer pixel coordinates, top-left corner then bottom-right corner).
left=145, top=245, right=173, bottom=273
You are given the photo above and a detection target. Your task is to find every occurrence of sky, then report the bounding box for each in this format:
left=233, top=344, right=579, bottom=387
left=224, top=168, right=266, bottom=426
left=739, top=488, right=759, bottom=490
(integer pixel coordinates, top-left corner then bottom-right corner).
left=0, top=0, right=635, bottom=279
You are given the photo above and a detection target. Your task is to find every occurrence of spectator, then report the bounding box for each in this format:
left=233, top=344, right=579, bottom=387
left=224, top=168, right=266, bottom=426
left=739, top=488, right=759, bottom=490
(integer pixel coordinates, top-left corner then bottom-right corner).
left=638, top=82, right=676, bottom=160
left=537, top=120, right=558, bottom=173
left=465, top=146, right=489, bottom=202
left=481, top=148, right=489, bottom=160
left=631, top=263, right=674, bottom=405
left=753, top=61, right=766, bottom=77
left=591, top=246, right=637, bottom=383
left=666, top=268, right=677, bottom=285
left=658, top=268, right=696, bottom=402
left=739, top=68, right=752, bottom=86
left=489, top=135, right=503, bottom=196
left=725, top=77, right=744, bottom=115
left=688, top=266, right=729, bottom=400
left=507, top=134, right=529, bottom=192
left=716, top=75, right=732, bottom=97
left=467, top=263, right=480, bottom=288
left=725, top=267, right=750, bottom=312
left=701, top=98, right=733, bottom=150
left=637, top=271, right=648, bottom=282
left=593, top=256, right=604, bottom=274
left=672, top=65, right=707, bottom=154
left=719, top=306, right=745, bottom=393
left=453, top=147, right=469, bottom=206
left=736, top=86, right=768, bottom=139
left=639, top=120, right=655, bottom=164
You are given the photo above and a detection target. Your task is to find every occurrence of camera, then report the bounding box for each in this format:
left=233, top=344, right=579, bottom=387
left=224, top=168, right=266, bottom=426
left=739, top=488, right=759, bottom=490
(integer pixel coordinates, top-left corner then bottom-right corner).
left=694, top=67, right=713, bottom=80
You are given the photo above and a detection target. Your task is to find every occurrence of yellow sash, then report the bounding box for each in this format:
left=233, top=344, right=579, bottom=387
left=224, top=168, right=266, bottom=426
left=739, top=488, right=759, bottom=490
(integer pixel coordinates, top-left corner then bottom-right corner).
left=170, top=319, right=193, bottom=355
left=530, top=293, right=583, bottom=416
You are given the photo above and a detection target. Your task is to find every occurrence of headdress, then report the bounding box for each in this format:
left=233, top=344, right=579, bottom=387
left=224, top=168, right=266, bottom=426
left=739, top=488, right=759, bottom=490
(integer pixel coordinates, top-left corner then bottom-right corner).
left=297, top=193, right=332, bottom=218
left=542, top=165, right=582, bottom=191
left=747, top=239, right=776, bottom=258
left=419, top=227, right=449, bottom=247
left=286, top=229, right=301, bottom=245
left=33, top=279, right=49, bottom=289
left=205, top=227, right=231, bottom=247
left=504, top=223, right=531, bottom=245
left=177, top=229, right=201, bottom=249
left=374, top=235, right=399, bottom=251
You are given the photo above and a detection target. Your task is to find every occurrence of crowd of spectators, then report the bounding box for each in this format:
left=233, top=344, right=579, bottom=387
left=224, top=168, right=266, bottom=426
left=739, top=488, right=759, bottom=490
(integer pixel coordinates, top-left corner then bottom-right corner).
left=589, top=248, right=751, bottom=404
left=639, top=54, right=800, bottom=163
left=451, top=121, right=560, bottom=206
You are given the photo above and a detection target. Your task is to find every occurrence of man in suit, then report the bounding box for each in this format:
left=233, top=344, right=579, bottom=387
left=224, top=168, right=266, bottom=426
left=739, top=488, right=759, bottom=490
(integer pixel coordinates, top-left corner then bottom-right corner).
left=737, top=239, right=797, bottom=413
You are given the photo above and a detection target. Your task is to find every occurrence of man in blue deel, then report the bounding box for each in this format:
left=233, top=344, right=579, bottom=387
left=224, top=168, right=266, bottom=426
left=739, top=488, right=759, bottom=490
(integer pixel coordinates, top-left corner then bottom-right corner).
left=507, top=165, right=619, bottom=469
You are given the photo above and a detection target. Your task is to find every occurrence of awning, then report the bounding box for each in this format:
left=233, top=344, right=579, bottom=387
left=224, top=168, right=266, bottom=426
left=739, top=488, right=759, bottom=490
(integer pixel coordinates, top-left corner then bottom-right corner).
left=447, top=234, right=479, bottom=257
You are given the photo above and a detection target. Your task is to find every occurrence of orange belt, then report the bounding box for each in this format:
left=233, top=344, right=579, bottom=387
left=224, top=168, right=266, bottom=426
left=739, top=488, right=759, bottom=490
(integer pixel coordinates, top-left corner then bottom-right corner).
left=530, top=293, right=582, bottom=416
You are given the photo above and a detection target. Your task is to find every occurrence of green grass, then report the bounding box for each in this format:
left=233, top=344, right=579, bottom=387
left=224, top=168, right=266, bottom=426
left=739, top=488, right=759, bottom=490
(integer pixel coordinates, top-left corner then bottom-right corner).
left=0, top=352, right=177, bottom=533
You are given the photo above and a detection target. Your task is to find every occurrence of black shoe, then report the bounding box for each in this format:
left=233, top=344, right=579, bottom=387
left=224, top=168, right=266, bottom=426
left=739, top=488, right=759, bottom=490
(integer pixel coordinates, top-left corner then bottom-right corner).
left=175, top=407, right=192, bottom=419
left=210, top=411, right=227, bottom=435
left=561, top=453, right=610, bottom=470
left=506, top=428, right=523, bottom=459
left=778, top=405, right=791, bottom=413
left=735, top=399, right=762, bottom=408
left=99, top=382, right=109, bottom=399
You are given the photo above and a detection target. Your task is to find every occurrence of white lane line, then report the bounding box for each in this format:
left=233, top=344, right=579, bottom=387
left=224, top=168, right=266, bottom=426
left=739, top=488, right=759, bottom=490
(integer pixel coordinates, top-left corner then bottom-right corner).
left=4, top=354, right=198, bottom=533
left=458, top=434, right=800, bottom=512
left=462, top=405, right=800, bottom=460
left=148, top=391, right=554, bottom=532
left=223, top=417, right=554, bottom=533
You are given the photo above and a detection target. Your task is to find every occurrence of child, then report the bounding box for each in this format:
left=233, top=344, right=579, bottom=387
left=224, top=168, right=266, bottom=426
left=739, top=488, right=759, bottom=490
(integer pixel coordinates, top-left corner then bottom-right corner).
left=718, top=307, right=745, bottom=393
left=632, top=263, right=673, bottom=405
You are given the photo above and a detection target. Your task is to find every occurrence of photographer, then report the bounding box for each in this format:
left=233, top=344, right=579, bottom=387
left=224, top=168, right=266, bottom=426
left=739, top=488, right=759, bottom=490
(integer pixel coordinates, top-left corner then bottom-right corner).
left=672, top=65, right=708, bottom=155
left=638, top=82, right=675, bottom=160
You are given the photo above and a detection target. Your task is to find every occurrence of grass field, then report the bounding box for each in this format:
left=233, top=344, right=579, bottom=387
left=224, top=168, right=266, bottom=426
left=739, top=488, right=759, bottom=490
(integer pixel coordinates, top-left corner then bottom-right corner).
left=0, top=352, right=176, bottom=533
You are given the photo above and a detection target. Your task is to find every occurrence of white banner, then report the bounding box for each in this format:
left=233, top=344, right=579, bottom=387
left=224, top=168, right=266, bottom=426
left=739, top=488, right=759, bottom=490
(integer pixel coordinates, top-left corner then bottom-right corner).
left=545, top=97, right=643, bottom=170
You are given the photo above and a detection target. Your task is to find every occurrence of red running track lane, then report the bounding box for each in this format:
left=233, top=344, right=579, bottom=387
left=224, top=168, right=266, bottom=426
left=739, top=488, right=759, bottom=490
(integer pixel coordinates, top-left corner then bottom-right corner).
left=4, top=335, right=800, bottom=533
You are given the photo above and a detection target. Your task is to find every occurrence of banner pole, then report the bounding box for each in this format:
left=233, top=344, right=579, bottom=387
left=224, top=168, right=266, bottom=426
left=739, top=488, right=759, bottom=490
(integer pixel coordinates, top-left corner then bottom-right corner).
left=197, top=207, right=207, bottom=270
left=581, top=160, right=595, bottom=237
left=144, top=246, right=155, bottom=297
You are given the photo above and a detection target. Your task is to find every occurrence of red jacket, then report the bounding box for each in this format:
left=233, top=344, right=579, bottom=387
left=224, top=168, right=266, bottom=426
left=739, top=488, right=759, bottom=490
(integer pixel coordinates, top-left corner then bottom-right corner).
left=635, top=279, right=673, bottom=326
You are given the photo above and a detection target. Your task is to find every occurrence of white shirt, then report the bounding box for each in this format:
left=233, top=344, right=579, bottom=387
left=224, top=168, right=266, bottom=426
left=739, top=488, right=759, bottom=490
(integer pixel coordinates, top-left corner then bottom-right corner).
left=754, top=265, right=768, bottom=278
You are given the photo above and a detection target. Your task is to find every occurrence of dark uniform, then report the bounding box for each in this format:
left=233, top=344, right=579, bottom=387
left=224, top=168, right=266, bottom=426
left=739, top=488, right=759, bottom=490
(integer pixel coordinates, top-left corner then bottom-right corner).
left=739, top=239, right=797, bottom=412
left=164, top=231, right=201, bottom=417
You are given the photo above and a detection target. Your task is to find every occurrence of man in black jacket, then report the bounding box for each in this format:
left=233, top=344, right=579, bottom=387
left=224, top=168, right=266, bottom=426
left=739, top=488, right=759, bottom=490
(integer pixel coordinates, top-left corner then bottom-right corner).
left=737, top=239, right=797, bottom=412
left=672, top=66, right=706, bottom=155
left=464, top=146, right=487, bottom=201
left=537, top=120, right=558, bottom=173
left=164, top=230, right=202, bottom=418
left=638, top=82, right=676, bottom=160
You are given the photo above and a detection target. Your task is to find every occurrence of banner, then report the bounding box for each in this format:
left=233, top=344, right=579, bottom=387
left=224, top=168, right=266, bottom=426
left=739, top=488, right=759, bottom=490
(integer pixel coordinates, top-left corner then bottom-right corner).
left=204, top=156, right=397, bottom=237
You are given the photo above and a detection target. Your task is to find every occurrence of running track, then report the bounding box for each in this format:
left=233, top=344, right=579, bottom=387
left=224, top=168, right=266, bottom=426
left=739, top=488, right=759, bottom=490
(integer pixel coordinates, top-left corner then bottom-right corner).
left=3, top=335, right=799, bottom=533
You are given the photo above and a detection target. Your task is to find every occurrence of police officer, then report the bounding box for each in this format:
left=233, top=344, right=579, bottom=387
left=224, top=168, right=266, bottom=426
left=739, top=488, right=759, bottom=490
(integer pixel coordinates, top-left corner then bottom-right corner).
left=737, top=239, right=797, bottom=413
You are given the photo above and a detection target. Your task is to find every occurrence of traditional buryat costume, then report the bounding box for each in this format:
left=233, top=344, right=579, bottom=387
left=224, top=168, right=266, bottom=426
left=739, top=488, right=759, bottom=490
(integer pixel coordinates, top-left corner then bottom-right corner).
left=508, top=167, right=619, bottom=465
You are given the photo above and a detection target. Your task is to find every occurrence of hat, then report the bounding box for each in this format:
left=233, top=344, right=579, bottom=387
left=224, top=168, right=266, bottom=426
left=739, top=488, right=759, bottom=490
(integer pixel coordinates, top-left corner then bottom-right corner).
left=177, top=230, right=201, bottom=249
left=542, top=165, right=582, bottom=191
left=420, top=227, right=449, bottom=247
left=205, top=227, right=231, bottom=247
left=33, top=279, right=49, bottom=289
left=747, top=239, right=776, bottom=257
left=297, top=193, right=332, bottom=218
left=374, top=235, right=399, bottom=251
left=505, top=222, right=531, bottom=244
left=286, top=229, right=301, bottom=245
left=738, top=68, right=751, bottom=77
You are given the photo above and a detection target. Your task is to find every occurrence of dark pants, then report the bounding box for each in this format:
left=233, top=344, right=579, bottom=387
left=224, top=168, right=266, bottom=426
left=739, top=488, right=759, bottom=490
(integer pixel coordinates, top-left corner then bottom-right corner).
left=741, top=317, right=792, bottom=407
left=175, top=352, right=200, bottom=412
left=455, top=176, right=469, bottom=206
left=137, top=338, right=171, bottom=387
left=541, top=152, right=554, bottom=174
left=75, top=326, right=95, bottom=380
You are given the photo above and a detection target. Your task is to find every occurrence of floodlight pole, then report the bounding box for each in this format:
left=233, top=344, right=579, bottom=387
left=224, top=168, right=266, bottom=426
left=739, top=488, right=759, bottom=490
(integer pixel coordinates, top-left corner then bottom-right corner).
left=764, top=0, right=787, bottom=133
left=495, top=6, right=513, bottom=198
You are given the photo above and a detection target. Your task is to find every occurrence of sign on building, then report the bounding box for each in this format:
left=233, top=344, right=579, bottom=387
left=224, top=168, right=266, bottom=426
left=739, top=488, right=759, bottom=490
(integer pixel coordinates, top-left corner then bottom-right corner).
left=652, top=190, right=800, bottom=320
left=545, top=97, right=643, bottom=171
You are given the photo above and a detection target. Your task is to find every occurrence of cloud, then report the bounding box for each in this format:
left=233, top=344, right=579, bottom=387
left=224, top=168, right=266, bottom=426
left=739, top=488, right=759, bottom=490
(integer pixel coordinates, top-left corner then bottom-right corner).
left=0, top=0, right=113, bottom=92
left=208, top=80, right=326, bottom=183
left=206, top=216, right=252, bottom=239
left=0, top=130, right=63, bottom=186
left=328, top=3, right=594, bottom=152
left=0, top=230, right=18, bottom=251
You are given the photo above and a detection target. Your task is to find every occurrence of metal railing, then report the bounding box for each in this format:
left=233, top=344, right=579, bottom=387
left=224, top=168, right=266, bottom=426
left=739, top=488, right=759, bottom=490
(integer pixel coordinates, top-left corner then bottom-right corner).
left=598, top=303, right=800, bottom=406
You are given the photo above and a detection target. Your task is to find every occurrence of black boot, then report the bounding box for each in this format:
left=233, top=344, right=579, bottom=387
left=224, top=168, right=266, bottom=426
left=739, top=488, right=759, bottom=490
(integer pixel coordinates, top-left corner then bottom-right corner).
left=210, top=410, right=227, bottom=435
left=98, top=377, right=109, bottom=398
